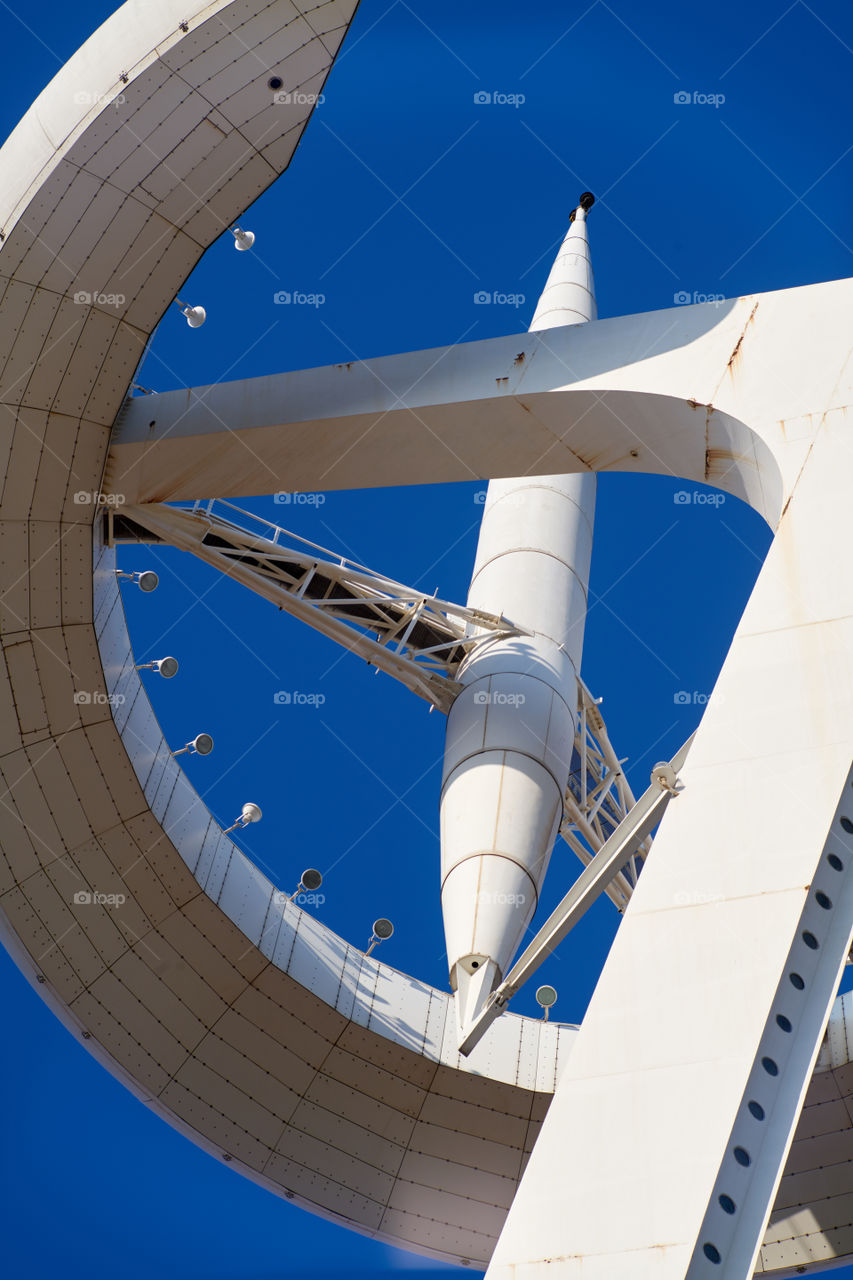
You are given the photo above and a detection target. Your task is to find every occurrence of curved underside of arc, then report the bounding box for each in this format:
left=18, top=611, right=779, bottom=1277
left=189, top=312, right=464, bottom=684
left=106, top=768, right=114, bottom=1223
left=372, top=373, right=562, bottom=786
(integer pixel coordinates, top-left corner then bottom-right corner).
left=1, top=3, right=853, bottom=1274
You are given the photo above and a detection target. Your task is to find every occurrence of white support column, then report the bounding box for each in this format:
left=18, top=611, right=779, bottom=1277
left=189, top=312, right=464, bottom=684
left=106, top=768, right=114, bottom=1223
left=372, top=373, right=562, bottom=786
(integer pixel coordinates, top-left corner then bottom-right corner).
left=440, top=197, right=599, bottom=1041
left=486, top=413, right=853, bottom=1278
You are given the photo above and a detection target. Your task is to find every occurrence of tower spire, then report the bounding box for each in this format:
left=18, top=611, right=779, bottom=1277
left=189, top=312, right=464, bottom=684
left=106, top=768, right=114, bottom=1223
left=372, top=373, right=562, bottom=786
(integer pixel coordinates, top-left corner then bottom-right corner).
left=529, top=192, right=597, bottom=331
left=441, top=195, right=599, bottom=1046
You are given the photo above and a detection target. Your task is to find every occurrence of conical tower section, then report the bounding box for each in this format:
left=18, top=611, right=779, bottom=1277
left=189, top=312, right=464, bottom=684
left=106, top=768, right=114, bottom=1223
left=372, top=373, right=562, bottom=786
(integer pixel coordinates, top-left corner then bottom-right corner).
left=441, top=194, right=599, bottom=1044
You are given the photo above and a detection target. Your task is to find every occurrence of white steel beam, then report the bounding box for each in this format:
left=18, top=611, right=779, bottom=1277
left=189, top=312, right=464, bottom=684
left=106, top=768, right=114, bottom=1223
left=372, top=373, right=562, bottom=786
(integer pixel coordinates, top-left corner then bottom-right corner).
left=685, top=784, right=853, bottom=1278
left=103, top=275, right=853, bottom=526
left=458, top=735, right=695, bottom=1057
left=486, top=414, right=853, bottom=1279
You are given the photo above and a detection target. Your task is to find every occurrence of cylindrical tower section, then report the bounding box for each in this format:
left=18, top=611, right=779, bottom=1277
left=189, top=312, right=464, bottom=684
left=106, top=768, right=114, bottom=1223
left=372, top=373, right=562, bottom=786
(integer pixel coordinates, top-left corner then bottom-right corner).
left=441, top=197, right=598, bottom=1038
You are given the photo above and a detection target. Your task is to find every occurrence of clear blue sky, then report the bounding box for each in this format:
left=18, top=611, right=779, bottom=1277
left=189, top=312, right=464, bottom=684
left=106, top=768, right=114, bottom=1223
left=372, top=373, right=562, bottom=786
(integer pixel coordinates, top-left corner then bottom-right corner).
left=2, top=1, right=852, bottom=1276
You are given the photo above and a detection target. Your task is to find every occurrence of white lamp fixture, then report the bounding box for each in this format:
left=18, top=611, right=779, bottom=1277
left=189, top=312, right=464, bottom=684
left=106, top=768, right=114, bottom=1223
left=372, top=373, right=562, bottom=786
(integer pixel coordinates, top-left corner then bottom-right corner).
left=172, top=733, right=214, bottom=757
left=175, top=297, right=206, bottom=327
left=115, top=569, right=159, bottom=592
left=230, top=225, right=255, bottom=251
left=365, top=917, right=394, bottom=958
left=288, top=868, right=323, bottom=901
left=535, top=984, right=558, bottom=1022
left=136, top=656, right=179, bottom=679
left=223, top=802, right=263, bottom=835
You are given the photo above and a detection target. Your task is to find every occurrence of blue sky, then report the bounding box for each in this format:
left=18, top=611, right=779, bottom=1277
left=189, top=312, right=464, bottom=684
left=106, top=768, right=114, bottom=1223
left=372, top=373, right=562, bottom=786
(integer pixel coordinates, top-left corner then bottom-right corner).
left=2, top=1, right=853, bottom=1276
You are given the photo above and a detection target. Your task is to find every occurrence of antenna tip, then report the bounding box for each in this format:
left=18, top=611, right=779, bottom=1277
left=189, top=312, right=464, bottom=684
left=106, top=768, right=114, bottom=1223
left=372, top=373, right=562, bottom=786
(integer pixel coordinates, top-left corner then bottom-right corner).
left=569, top=192, right=595, bottom=222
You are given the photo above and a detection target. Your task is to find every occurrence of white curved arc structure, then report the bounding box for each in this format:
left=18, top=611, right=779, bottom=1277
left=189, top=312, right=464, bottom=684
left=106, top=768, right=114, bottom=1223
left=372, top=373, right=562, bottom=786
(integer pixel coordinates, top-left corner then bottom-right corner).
left=3, top=3, right=853, bottom=1276
left=0, top=1, right=571, bottom=1268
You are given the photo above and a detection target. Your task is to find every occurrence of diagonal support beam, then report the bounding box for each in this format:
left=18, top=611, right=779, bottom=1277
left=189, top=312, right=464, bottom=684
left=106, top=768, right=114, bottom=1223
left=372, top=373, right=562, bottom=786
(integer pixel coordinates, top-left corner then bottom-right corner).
left=458, top=735, right=694, bottom=1056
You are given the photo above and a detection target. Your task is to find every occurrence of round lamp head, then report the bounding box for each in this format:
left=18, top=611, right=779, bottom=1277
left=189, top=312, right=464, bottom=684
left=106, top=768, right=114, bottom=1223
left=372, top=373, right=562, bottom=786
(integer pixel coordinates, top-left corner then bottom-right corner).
left=156, top=656, right=179, bottom=679
left=137, top=571, right=159, bottom=593
left=652, top=761, right=678, bottom=791
left=192, top=733, right=214, bottom=756
left=232, top=228, right=255, bottom=251
left=300, top=868, right=323, bottom=892
left=241, top=802, right=262, bottom=824
left=535, top=984, right=558, bottom=1010
left=578, top=191, right=595, bottom=211
left=184, top=305, right=206, bottom=328
left=372, top=918, right=394, bottom=941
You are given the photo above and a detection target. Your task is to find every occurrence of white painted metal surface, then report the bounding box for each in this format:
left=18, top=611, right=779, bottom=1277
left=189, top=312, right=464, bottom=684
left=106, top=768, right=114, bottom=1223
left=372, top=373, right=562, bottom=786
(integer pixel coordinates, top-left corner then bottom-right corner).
left=2, top=3, right=853, bottom=1275
left=105, top=237, right=853, bottom=1278
left=440, top=201, right=599, bottom=1041
left=0, top=1, right=575, bottom=1266
left=103, top=287, right=790, bottom=520
left=486, top=406, right=853, bottom=1273
left=757, top=991, right=853, bottom=1275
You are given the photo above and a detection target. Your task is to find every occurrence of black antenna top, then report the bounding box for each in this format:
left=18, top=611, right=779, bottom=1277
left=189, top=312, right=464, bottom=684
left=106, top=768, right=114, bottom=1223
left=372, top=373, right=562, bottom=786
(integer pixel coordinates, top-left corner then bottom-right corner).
left=570, top=192, right=595, bottom=222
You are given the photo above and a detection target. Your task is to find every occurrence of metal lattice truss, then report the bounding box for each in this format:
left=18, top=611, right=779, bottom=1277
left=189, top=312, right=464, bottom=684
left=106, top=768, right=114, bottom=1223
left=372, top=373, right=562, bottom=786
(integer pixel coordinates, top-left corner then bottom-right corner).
left=110, top=498, right=531, bottom=707
left=109, top=498, right=650, bottom=905
left=563, top=686, right=648, bottom=910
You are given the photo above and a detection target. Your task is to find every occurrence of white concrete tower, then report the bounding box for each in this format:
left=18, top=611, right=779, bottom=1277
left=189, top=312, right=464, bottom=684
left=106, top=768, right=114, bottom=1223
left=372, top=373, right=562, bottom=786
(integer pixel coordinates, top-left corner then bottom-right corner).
left=441, top=195, right=598, bottom=1041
